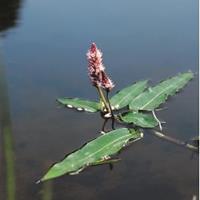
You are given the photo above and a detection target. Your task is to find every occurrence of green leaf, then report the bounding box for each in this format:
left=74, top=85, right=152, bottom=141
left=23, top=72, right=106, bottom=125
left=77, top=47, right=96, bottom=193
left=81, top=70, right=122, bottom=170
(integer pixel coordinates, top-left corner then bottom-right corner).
left=110, top=80, right=148, bottom=110
left=40, top=128, right=143, bottom=181
left=92, top=158, right=121, bottom=166
left=120, top=112, right=158, bottom=128
left=57, top=98, right=100, bottom=112
left=129, top=72, right=193, bottom=111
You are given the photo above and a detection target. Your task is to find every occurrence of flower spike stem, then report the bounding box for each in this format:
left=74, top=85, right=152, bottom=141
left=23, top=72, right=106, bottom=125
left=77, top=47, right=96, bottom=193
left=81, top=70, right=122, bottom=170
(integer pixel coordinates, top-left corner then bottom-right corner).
left=106, top=89, right=115, bottom=130
left=96, top=86, right=111, bottom=113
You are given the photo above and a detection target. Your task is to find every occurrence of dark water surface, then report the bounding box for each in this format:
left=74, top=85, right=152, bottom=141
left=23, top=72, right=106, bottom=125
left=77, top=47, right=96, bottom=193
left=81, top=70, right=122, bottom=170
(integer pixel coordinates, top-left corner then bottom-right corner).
left=0, top=0, right=198, bottom=199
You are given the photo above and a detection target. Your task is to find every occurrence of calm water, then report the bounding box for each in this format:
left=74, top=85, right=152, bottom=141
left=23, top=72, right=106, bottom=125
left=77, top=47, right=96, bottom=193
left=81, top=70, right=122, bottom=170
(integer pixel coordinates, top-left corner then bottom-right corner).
left=0, top=0, right=198, bottom=199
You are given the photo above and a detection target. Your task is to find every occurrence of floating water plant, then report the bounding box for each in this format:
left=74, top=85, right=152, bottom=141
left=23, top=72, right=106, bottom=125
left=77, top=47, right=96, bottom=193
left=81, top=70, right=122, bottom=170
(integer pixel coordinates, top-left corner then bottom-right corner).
left=39, top=43, right=198, bottom=182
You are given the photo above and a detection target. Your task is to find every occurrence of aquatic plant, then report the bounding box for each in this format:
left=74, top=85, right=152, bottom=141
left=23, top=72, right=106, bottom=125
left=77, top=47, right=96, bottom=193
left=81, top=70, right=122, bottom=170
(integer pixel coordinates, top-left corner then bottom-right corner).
left=39, top=43, right=198, bottom=182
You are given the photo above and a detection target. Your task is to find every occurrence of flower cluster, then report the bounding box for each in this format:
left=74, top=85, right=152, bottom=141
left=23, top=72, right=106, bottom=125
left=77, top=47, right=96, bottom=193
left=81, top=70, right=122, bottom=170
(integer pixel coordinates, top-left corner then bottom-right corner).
left=87, top=43, right=114, bottom=91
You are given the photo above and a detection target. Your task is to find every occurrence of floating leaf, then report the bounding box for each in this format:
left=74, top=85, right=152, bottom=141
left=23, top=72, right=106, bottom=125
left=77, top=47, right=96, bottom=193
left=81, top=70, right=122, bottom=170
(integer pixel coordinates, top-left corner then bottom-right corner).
left=57, top=98, right=100, bottom=112
left=110, top=80, right=148, bottom=110
left=92, top=158, right=121, bottom=166
left=129, top=72, right=193, bottom=111
left=40, top=128, right=143, bottom=181
left=119, top=111, right=158, bottom=128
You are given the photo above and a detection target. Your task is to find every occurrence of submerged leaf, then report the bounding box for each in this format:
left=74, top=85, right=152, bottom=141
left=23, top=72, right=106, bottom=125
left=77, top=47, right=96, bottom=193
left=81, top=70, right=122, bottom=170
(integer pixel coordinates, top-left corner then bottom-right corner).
left=129, top=72, right=193, bottom=111
left=120, top=112, right=158, bottom=128
left=57, top=98, right=100, bottom=112
left=40, top=128, right=143, bottom=181
left=110, top=80, right=148, bottom=110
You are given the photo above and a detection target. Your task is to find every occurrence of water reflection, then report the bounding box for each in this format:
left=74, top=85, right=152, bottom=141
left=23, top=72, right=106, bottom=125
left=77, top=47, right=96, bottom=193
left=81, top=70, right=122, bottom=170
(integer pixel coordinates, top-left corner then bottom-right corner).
left=0, top=0, right=198, bottom=199
left=41, top=181, right=53, bottom=200
left=0, top=54, right=16, bottom=200
left=0, top=1, right=53, bottom=199
left=0, top=1, right=22, bottom=199
left=0, top=0, right=22, bottom=36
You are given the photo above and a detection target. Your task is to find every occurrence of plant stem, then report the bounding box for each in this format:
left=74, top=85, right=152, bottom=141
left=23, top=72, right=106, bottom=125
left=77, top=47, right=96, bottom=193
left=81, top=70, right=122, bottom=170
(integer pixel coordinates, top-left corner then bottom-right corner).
left=101, top=118, right=108, bottom=132
left=114, top=115, right=198, bottom=152
left=96, top=86, right=111, bottom=113
left=152, top=130, right=198, bottom=152
left=106, top=90, right=115, bottom=129
left=152, top=110, right=162, bottom=131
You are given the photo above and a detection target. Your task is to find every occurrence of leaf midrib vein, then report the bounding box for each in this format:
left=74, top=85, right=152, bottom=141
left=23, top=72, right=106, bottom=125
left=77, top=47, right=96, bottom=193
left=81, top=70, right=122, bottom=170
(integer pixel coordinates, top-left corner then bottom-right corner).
left=140, top=76, right=187, bottom=110
left=113, top=84, right=144, bottom=106
left=74, top=132, right=132, bottom=165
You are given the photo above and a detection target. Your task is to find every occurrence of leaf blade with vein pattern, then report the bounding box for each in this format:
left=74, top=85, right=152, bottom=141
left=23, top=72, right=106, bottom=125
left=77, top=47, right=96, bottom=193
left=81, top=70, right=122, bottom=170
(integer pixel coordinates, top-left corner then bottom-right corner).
left=110, top=80, right=148, bottom=110
left=57, top=98, right=100, bottom=112
left=120, top=111, right=158, bottom=128
left=129, top=72, right=193, bottom=111
left=40, top=128, right=142, bottom=181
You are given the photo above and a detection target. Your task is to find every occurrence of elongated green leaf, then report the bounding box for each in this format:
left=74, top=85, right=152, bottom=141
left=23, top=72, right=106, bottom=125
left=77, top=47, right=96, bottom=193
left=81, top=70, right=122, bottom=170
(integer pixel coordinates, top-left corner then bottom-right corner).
left=110, top=80, right=148, bottom=110
left=40, top=128, right=143, bottom=181
left=120, top=112, right=158, bottom=128
left=129, top=72, right=193, bottom=111
left=92, top=158, right=121, bottom=166
left=57, top=98, right=100, bottom=112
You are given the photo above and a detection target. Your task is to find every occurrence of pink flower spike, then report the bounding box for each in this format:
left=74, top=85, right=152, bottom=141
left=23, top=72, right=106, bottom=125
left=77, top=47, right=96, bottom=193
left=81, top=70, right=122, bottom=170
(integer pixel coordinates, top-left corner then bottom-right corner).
left=87, top=43, right=114, bottom=91
left=87, top=43, right=105, bottom=73
left=100, top=71, right=115, bottom=91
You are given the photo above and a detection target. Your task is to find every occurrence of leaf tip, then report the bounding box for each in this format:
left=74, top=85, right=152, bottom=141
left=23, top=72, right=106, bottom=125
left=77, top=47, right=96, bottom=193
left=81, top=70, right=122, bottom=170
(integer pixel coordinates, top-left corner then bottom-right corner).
left=56, top=98, right=63, bottom=104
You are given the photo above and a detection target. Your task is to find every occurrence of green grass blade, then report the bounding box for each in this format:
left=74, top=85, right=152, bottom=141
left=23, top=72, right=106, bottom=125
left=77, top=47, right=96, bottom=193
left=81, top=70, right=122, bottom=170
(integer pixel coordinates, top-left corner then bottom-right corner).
left=40, top=128, right=143, bottom=181
left=129, top=72, right=193, bottom=111
left=110, top=80, right=148, bottom=110
left=57, top=98, right=100, bottom=112
left=120, top=112, right=158, bottom=128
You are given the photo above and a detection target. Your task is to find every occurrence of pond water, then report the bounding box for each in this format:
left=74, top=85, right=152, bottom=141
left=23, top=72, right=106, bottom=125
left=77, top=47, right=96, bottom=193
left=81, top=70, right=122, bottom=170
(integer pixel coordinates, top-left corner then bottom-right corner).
left=0, top=0, right=198, bottom=199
